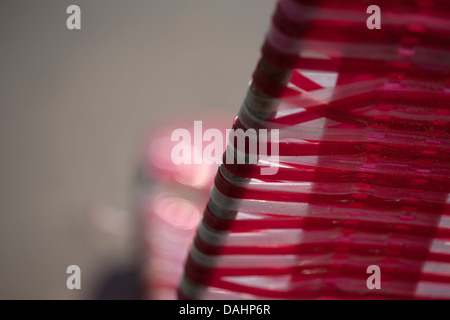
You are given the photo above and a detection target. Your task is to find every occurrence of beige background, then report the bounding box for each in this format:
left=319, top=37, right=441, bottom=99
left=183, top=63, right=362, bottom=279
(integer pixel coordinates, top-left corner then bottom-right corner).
left=0, top=0, right=275, bottom=299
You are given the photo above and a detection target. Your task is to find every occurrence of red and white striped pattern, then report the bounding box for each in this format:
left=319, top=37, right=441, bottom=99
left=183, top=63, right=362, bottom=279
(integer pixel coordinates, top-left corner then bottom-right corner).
left=179, top=0, right=450, bottom=299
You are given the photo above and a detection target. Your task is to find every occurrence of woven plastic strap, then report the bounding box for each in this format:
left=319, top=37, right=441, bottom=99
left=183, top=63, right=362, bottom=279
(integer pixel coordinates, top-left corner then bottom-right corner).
left=179, top=0, right=450, bottom=299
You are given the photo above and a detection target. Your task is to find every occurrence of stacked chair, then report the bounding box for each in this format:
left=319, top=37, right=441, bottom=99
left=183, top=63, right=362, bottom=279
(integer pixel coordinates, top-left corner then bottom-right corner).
left=178, top=0, right=450, bottom=299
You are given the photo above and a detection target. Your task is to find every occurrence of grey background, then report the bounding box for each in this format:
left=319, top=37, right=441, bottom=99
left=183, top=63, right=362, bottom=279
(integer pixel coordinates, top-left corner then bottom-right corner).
left=0, top=0, right=274, bottom=299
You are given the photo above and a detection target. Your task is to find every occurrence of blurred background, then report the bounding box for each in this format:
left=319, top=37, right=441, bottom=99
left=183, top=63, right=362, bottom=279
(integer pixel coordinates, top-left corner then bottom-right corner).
left=0, top=0, right=275, bottom=299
